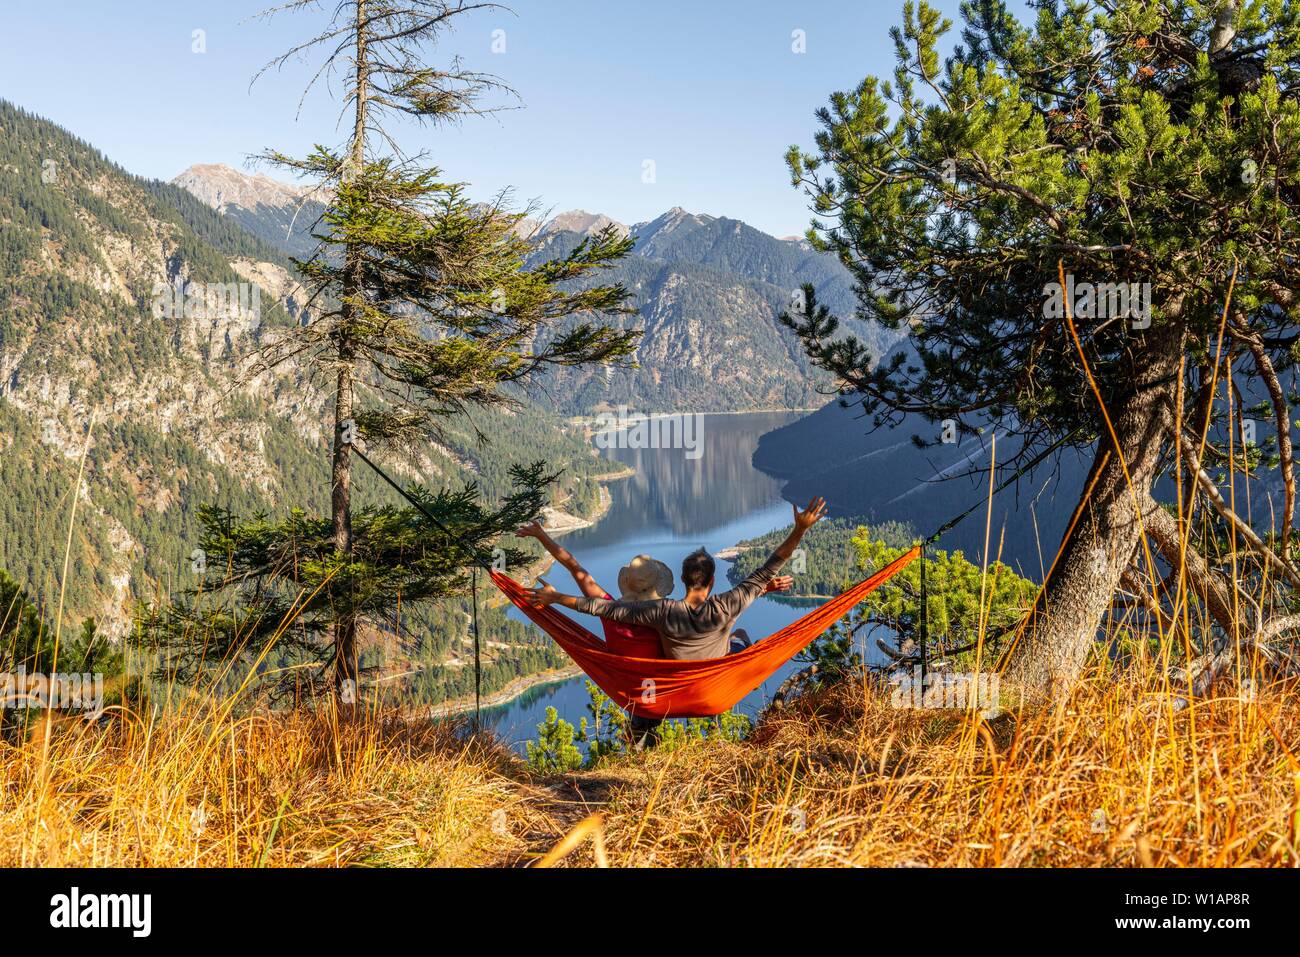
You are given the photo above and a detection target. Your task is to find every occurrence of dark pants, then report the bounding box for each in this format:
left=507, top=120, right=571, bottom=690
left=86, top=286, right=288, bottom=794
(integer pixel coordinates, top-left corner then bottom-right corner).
left=728, top=628, right=752, bottom=655
left=626, top=713, right=662, bottom=751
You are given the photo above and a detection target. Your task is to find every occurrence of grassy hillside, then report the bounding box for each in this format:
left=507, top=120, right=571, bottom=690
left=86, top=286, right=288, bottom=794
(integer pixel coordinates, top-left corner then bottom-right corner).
left=4, top=657, right=1294, bottom=866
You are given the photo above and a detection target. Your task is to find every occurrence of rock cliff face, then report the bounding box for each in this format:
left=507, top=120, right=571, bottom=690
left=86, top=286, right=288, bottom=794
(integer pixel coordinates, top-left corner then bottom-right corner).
left=172, top=162, right=329, bottom=260
left=175, top=165, right=900, bottom=416
left=172, top=163, right=315, bottom=214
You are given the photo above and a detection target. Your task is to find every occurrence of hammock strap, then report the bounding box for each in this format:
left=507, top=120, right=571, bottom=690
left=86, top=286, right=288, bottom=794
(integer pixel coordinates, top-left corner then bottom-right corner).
left=472, top=567, right=482, bottom=726
left=350, top=443, right=499, bottom=575
left=919, top=540, right=929, bottom=691
left=348, top=442, right=495, bottom=719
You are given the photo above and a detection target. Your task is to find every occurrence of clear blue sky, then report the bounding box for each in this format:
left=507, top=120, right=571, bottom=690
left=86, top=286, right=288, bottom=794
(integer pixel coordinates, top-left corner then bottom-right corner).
left=0, top=0, right=1028, bottom=237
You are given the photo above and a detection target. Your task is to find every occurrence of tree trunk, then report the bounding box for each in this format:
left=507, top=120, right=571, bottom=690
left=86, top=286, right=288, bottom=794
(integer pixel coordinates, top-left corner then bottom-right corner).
left=332, top=361, right=357, bottom=695
left=332, top=0, right=368, bottom=701
left=1002, top=338, right=1179, bottom=698
left=1210, top=1, right=1239, bottom=56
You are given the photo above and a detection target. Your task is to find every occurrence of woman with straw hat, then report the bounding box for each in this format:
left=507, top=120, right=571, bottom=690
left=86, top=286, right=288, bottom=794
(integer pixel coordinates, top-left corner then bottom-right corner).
left=517, top=521, right=675, bottom=748
left=517, top=522, right=672, bottom=659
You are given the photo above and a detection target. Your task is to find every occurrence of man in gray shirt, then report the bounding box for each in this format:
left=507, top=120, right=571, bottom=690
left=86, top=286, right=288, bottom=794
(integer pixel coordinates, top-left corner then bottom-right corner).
left=525, top=497, right=828, bottom=660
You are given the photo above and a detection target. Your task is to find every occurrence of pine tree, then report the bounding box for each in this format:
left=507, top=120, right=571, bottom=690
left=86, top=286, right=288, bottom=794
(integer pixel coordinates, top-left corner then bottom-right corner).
left=804, top=537, right=1037, bottom=685
left=526, top=706, right=584, bottom=773
left=0, top=569, right=51, bottom=671
left=783, top=0, right=1300, bottom=695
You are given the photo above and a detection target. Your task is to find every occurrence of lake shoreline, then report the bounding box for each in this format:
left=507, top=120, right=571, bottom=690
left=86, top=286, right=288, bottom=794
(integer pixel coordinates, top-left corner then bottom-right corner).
left=425, top=665, right=585, bottom=720
left=569, top=406, right=819, bottom=432
left=716, top=546, right=835, bottom=600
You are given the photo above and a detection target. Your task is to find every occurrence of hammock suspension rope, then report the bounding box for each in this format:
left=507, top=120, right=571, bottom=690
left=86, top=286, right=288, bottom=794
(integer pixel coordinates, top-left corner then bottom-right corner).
left=349, top=443, right=493, bottom=725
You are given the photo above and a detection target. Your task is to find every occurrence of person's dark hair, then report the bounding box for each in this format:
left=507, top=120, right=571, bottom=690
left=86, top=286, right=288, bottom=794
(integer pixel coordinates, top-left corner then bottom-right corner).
left=681, top=548, right=715, bottom=590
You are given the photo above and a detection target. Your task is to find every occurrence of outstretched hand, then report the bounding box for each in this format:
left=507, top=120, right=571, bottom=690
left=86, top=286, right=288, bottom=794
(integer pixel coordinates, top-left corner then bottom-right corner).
left=516, top=520, right=546, bottom=540
left=765, top=575, right=795, bottom=594
left=523, top=582, right=560, bottom=608
left=792, top=496, right=828, bottom=532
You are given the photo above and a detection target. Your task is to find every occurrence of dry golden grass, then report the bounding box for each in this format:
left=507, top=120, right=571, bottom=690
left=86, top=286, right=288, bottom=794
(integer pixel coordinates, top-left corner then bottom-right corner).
left=569, top=665, right=1300, bottom=868
left=3, top=657, right=1296, bottom=868
left=0, top=702, right=558, bottom=867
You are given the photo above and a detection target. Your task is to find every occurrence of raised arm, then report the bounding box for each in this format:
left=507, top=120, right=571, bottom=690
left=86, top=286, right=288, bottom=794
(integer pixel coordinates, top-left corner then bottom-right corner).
left=516, top=521, right=606, bottom=600
left=771, top=496, right=828, bottom=562
left=714, top=497, right=828, bottom=615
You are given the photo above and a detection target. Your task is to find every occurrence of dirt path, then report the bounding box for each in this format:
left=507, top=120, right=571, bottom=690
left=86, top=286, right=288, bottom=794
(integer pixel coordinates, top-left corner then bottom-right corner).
left=501, top=771, right=625, bottom=867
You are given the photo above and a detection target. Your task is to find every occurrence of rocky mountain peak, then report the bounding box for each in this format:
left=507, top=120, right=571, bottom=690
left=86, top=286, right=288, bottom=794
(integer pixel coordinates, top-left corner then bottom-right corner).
left=540, top=209, right=629, bottom=239
left=172, top=163, right=315, bottom=213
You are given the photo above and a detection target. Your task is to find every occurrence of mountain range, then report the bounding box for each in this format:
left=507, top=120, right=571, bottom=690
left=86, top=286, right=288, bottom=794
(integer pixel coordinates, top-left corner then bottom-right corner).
left=171, top=165, right=896, bottom=414
left=2, top=103, right=899, bottom=640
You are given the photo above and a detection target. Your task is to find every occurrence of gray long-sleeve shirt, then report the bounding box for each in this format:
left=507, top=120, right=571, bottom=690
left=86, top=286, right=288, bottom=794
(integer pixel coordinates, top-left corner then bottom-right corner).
left=572, top=552, right=786, bottom=660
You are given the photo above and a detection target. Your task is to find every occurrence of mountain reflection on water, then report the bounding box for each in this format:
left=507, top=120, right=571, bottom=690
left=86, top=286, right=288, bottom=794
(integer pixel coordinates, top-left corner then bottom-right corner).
left=586, top=411, right=804, bottom=540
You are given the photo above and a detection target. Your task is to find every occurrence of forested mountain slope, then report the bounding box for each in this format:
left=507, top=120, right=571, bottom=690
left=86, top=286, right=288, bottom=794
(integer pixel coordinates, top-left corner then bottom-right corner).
left=0, top=101, right=618, bottom=638
left=755, top=377, right=1293, bottom=579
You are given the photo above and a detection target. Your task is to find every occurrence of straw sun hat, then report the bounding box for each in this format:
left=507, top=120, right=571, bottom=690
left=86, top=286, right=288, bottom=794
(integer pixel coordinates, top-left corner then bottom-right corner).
left=617, top=555, right=674, bottom=601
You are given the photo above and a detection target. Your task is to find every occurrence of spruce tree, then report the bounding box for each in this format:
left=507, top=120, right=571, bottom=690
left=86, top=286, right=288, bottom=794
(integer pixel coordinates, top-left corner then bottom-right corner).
left=147, top=1, right=639, bottom=700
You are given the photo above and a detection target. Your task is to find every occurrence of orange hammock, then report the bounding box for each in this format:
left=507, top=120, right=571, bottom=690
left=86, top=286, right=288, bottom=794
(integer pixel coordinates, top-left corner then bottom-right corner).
left=491, top=545, right=920, bottom=719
